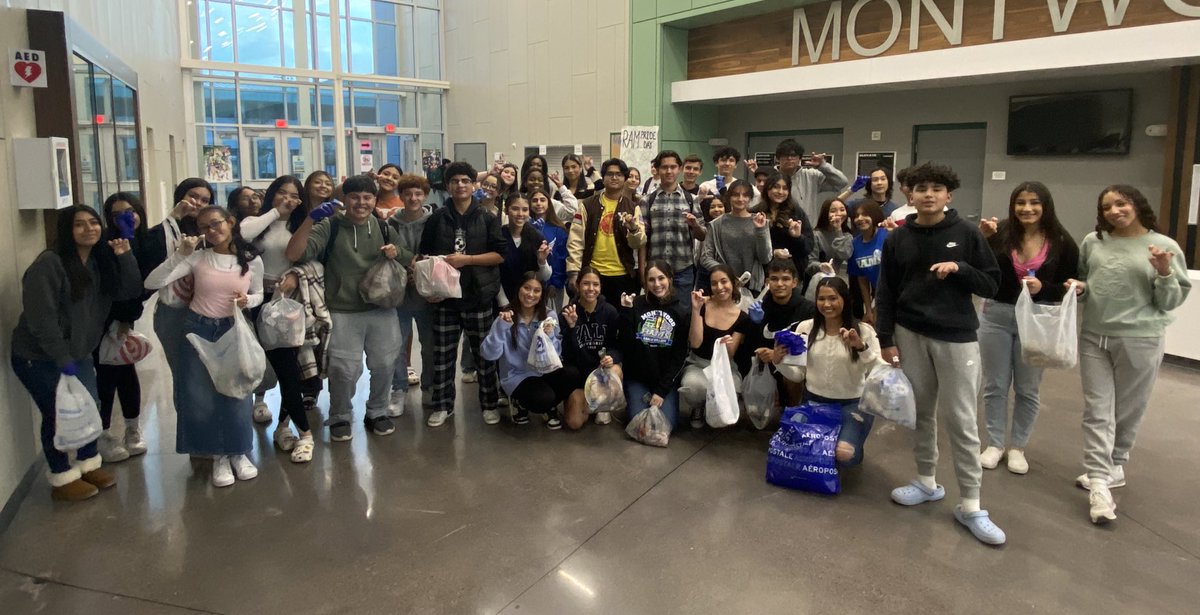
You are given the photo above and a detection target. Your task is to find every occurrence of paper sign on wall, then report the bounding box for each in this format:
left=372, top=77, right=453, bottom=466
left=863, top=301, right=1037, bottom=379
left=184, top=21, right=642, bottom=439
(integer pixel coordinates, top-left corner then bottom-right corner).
left=360, top=153, right=374, bottom=172
left=10, top=49, right=47, bottom=88
left=619, top=126, right=660, bottom=180
left=538, top=145, right=547, bottom=155
left=573, top=144, right=583, bottom=155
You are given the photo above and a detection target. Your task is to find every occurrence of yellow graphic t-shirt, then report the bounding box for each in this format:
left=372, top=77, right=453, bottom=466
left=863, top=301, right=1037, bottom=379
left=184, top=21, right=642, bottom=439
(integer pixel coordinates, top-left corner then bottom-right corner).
left=591, top=195, right=625, bottom=276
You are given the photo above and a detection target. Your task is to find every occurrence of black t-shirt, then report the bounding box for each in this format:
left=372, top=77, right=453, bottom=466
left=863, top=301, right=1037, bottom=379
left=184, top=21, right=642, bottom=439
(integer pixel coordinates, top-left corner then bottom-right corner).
left=692, top=305, right=751, bottom=361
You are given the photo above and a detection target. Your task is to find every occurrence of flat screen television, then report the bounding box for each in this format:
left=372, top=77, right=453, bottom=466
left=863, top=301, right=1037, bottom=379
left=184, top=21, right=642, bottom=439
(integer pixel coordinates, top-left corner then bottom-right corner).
left=1007, top=89, right=1132, bottom=156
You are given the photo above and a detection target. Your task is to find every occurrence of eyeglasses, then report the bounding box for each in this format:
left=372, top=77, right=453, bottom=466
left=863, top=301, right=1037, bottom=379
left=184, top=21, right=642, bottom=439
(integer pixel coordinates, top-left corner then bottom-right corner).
left=199, top=220, right=227, bottom=232
left=604, top=171, right=626, bottom=178
left=449, top=178, right=473, bottom=185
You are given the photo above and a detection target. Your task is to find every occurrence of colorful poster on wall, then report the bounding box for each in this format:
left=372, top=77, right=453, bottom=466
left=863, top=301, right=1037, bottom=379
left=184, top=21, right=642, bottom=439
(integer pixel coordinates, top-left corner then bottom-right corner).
left=421, top=148, right=442, bottom=171
left=360, top=153, right=374, bottom=173
left=619, top=125, right=659, bottom=180
left=10, top=49, right=47, bottom=88
left=204, top=145, right=233, bottom=183
left=610, top=132, right=621, bottom=159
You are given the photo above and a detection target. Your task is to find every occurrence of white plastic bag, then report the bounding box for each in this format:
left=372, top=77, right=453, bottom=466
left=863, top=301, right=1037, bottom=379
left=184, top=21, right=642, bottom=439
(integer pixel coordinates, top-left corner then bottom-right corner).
left=625, top=405, right=670, bottom=447
left=54, top=375, right=102, bottom=452
left=1015, top=280, right=1078, bottom=369
left=257, top=296, right=306, bottom=350
left=584, top=364, right=625, bottom=414
left=359, top=256, right=407, bottom=308
left=187, top=307, right=266, bottom=398
left=98, top=323, right=153, bottom=365
left=703, top=340, right=740, bottom=428
left=860, top=364, right=917, bottom=429
left=527, top=318, right=562, bottom=374
left=743, top=357, right=778, bottom=430
left=413, top=256, right=462, bottom=301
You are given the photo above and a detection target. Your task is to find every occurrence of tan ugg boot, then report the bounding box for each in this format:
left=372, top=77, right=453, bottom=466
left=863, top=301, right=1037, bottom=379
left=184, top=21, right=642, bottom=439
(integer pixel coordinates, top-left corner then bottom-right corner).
left=48, top=467, right=97, bottom=501
left=76, top=455, right=116, bottom=489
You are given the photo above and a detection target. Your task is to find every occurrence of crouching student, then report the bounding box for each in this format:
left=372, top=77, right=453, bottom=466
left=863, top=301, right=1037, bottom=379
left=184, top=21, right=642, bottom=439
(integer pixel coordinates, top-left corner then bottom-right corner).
left=775, top=278, right=884, bottom=466
left=11, top=206, right=141, bottom=500
left=745, top=258, right=816, bottom=406
left=561, top=267, right=624, bottom=429
left=285, top=174, right=405, bottom=442
left=875, top=162, right=1006, bottom=546
left=481, top=273, right=582, bottom=429
left=1068, top=184, right=1190, bottom=525
left=619, top=260, right=690, bottom=432
left=679, top=265, right=751, bottom=429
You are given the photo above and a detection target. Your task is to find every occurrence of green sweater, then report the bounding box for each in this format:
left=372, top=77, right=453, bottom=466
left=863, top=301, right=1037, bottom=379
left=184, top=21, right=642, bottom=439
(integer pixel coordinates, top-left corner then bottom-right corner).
left=1078, top=231, right=1191, bottom=337
left=300, top=216, right=404, bottom=313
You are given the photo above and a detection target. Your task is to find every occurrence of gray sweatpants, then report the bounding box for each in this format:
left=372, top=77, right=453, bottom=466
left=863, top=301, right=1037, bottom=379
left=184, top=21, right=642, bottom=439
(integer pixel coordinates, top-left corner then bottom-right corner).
left=678, top=352, right=743, bottom=414
left=326, top=308, right=402, bottom=425
left=1079, top=331, right=1164, bottom=480
left=895, top=325, right=984, bottom=500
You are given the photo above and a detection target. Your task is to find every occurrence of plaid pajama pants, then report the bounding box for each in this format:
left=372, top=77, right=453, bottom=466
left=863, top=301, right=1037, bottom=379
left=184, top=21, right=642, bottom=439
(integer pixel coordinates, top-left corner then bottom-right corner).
left=431, top=304, right=500, bottom=413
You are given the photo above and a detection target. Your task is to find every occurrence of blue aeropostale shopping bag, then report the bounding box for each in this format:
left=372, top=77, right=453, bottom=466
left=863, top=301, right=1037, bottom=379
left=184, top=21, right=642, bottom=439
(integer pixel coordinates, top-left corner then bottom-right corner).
left=765, top=403, right=842, bottom=495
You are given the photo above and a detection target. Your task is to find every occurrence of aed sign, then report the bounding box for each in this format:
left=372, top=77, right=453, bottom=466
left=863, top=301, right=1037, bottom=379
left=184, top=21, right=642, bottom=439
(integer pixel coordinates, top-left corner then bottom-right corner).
left=10, top=49, right=47, bottom=88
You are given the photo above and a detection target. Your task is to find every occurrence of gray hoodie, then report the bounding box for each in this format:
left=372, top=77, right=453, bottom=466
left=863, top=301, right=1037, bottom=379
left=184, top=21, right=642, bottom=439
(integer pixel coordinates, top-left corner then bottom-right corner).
left=388, top=208, right=432, bottom=308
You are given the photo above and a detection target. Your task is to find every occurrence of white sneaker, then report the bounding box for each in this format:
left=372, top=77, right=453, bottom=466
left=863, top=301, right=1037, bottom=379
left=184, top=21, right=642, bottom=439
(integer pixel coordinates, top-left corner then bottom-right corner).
left=1006, top=449, right=1029, bottom=475
left=1089, top=484, right=1117, bottom=524
left=99, top=431, right=130, bottom=463
left=407, top=368, right=420, bottom=386
left=980, top=446, right=1004, bottom=470
left=273, top=425, right=298, bottom=452
left=1076, top=466, right=1127, bottom=490
left=595, top=411, right=612, bottom=425
left=124, top=422, right=148, bottom=456
left=461, top=371, right=478, bottom=384
left=252, top=400, right=272, bottom=424
left=426, top=410, right=451, bottom=427
left=230, top=454, right=258, bottom=481
left=482, top=409, right=501, bottom=425
left=388, top=390, right=406, bottom=418
left=212, top=456, right=234, bottom=488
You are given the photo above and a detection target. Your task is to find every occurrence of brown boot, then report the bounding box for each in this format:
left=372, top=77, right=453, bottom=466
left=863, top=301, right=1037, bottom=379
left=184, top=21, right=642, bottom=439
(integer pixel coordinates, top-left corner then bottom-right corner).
left=51, top=479, right=99, bottom=502
left=81, top=468, right=116, bottom=489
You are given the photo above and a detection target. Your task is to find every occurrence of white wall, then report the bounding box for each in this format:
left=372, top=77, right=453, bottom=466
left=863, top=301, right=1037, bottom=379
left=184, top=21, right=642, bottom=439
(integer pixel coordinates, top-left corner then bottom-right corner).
left=716, top=70, right=1170, bottom=243
left=443, top=0, right=629, bottom=167
left=0, top=1, right=186, bottom=510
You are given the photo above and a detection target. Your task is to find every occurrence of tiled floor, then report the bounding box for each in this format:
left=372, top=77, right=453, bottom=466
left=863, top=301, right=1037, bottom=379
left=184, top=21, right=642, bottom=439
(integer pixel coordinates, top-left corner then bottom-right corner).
left=0, top=325, right=1197, bottom=614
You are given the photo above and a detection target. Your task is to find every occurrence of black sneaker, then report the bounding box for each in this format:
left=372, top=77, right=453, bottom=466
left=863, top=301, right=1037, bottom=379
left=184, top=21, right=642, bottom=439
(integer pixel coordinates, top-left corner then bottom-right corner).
left=510, top=400, right=530, bottom=425
left=546, top=410, right=563, bottom=430
left=329, top=421, right=352, bottom=441
left=365, top=415, right=395, bottom=436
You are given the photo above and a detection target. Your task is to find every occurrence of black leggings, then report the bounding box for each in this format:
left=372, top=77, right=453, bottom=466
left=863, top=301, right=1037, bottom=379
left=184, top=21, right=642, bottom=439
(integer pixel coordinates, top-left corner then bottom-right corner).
left=95, top=362, right=141, bottom=429
left=511, top=366, right=582, bottom=414
left=266, top=346, right=311, bottom=432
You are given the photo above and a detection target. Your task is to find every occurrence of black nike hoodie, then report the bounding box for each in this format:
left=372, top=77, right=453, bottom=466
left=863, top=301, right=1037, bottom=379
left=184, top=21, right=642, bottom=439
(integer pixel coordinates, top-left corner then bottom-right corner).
left=875, top=209, right=1000, bottom=347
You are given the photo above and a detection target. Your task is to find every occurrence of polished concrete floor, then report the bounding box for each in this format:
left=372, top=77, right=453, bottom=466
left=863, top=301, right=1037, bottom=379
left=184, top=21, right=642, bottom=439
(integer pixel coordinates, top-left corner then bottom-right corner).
left=1, top=333, right=1198, bottom=614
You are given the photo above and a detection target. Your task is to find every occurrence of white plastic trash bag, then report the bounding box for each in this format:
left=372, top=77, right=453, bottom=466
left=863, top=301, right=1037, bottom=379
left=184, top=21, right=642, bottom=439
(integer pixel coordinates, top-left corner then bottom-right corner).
left=257, top=296, right=306, bottom=350
left=54, top=375, right=102, bottom=452
left=413, top=256, right=462, bottom=301
left=359, top=256, right=407, bottom=308
left=703, top=339, right=740, bottom=428
left=1015, top=280, right=1078, bottom=369
left=743, top=357, right=778, bottom=430
left=625, top=405, right=670, bottom=447
left=187, top=307, right=266, bottom=398
left=584, top=365, right=625, bottom=414
left=527, top=318, right=562, bottom=374
left=98, top=323, right=153, bottom=365
left=860, top=364, right=917, bottom=429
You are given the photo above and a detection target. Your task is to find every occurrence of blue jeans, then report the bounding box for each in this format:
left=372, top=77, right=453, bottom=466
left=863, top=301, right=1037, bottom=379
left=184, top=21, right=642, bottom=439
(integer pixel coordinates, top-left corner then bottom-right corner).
left=392, top=300, right=435, bottom=412
left=176, top=313, right=253, bottom=456
left=11, top=354, right=100, bottom=474
left=808, top=394, right=875, bottom=467
left=625, top=380, right=681, bottom=431
left=979, top=300, right=1045, bottom=448
left=673, top=265, right=696, bottom=315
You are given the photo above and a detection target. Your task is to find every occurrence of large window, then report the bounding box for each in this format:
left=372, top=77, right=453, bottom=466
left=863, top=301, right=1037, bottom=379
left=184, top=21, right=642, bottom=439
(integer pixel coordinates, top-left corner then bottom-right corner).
left=75, top=54, right=141, bottom=208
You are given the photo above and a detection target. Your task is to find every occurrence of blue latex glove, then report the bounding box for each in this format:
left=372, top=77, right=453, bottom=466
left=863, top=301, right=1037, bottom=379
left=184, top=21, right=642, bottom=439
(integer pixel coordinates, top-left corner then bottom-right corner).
left=473, top=188, right=486, bottom=201
left=115, top=210, right=137, bottom=239
left=309, top=200, right=340, bottom=222
left=715, top=175, right=726, bottom=191
left=851, top=175, right=870, bottom=193
left=748, top=300, right=765, bottom=324
left=60, top=361, right=78, bottom=377
left=775, top=330, right=809, bottom=356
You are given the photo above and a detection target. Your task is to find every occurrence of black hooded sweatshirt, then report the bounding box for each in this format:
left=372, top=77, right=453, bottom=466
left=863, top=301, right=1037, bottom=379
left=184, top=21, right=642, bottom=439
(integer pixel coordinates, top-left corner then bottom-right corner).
left=875, top=209, right=1000, bottom=347
left=737, top=289, right=816, bottom=373
left=561, top=296, right=623, bottom=374
left=619, top=295, right=689, bottom=398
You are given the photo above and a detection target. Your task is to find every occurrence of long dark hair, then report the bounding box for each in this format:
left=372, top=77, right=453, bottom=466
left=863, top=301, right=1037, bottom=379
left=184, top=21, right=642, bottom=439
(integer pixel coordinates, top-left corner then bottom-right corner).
left=809, top=277, right=863, bottom=362
left=174, top=177, right=216, bottom=206
left=505, top=194, right=544, bottom=246
left=377, top=163, right=403, bottom=197
left=708, top=264, right=742, bottom=303
left=868, top=167, right=894, bottom=202
left=759, top=171, right=799, bottom=228
left=511, top=272, right=549, bottom=345
left=816, top=198, right=851, bottom=233
left=252, top=175, right=304, bottom=241
left=575, top=266, right=602, bottom=307
left=527, top=187, right=566, bottom=230
left=999, top=181, right=1076, bottom=259
left=561, top=153, right=586, bottom=193
left=226, top=186, right=257, bottom=220
left=1095, top=184, right=1159, bottom=240
left=55, top=205, right=118, bottom=301
left=295, top=171, right=333, bottom=232
left=643, top=259, right=676, bottom=308
left=195, top=206, right=260, bottom=275
left=521, top=154, right=552, bottom=194
left=102, top=192, right=147, bottom=242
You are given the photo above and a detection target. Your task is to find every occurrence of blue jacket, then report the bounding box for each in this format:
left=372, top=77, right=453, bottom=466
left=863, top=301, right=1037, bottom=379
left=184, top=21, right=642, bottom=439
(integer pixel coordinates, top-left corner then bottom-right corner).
left=481, top=311, right=562, bottom=396
left=532, top=218, right=568, bottom=288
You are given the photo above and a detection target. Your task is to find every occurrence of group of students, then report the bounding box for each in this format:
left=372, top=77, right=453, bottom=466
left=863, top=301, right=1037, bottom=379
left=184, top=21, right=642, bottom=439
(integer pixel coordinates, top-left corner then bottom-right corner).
left=12, top=138, right=1190, bottom=547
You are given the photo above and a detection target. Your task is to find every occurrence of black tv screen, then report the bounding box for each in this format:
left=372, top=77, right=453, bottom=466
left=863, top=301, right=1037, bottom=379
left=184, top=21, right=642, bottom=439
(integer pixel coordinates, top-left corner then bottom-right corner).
left=1007, top=89, right=1132, bottom=156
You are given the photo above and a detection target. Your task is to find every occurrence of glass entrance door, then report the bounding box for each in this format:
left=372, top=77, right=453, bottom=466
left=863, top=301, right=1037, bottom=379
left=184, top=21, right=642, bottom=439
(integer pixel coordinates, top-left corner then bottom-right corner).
left=244, top=130, right=321, bottom=184
left=351, top=131, right=418, bottom=175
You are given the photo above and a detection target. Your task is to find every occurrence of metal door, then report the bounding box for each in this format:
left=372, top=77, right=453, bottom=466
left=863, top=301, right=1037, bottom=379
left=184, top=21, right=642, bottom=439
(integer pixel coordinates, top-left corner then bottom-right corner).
left=912, top=123, right=988, bottom=222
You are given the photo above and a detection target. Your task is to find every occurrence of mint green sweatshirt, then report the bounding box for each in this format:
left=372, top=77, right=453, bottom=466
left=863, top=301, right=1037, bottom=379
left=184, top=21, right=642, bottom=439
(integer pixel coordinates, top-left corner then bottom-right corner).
left=1078, top=231, right=1191, bottom=337
left=300, top=216, right=403, bottom=313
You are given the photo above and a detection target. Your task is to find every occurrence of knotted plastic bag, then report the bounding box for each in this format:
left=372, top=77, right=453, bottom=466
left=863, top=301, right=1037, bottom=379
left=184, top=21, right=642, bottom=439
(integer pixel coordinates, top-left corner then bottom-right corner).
left=584, top=364, right=625, bottom=415
left=625, top=405, right=670, bottom=447
left=257, top=296, right=306, bottom=350
left=54, top=375, right=102, bottom=452
left=526, top=318, right=563, bottom=374
left=98, top=323, right=154, bottom=365
left=743, top=357, right=778, bottom=430
left=187, top=306, right=266, bottom=399
left=765, top=403, right=842, bottom=495
left=413, top=256, right=462, bottom=301
left=1015, top=280, right=1078, bottom=369
left=359, top=256, right=408, bottom=308
left=860, top=364, right=917, bottom=429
